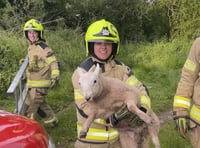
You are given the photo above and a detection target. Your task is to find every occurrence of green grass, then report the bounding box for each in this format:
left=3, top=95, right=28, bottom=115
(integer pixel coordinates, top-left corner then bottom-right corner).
left=159, top=121, right=192, bottom=148
left=0, top=29, right=194, bottom=147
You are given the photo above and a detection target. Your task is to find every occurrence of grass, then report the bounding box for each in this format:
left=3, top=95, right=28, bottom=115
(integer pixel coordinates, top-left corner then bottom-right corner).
left=1, top=29, right=194, bottom=147
left=158, top=121, right=192, bottom=148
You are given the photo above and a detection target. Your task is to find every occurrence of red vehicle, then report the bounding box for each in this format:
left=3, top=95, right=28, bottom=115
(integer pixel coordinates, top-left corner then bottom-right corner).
left=0, top=110, right=55, bottom=148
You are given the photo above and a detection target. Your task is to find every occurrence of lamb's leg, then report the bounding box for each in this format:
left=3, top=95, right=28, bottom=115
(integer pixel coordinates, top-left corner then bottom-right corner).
left=80, top=113, right=96, bottom=138
left=119, top=131, right=137, bottom=148
left=148, top=111, right=160, bottom=148
left=127, top=103, right=151, bottom=124
left=148, top=125, right=160, bottom=148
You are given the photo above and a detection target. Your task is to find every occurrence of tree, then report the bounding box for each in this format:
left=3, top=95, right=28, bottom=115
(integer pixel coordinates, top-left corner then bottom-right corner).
left=166, top=0, right=200, bottom=39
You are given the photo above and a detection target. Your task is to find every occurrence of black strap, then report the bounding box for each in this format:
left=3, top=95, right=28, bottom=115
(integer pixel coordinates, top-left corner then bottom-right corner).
left=77, top=138, right=106, bottom=144
left=36, top=41, right=48, bottom=49
left=79, top=58, right=94, bottom=72
left=76, top=104, right=88, bottom=118
left=79, top=57, right=106, bottom=72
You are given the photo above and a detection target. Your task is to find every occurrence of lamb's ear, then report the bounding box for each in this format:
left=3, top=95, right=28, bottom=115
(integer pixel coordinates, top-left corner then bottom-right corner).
left=77, top=67, right=84, bottom=77
left=94, top=63, right=101, bottom=75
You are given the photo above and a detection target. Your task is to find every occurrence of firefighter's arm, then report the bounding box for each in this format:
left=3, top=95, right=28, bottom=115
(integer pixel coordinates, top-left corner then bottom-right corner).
left=45, top=48, right=60, bottom=88
left=124, top=66, right=151, bottom=110
left=173, top=38, right=200, bottom=138
left=72, top=70, right=91, bottom=118
left=109, top=66, right=150, bottom=127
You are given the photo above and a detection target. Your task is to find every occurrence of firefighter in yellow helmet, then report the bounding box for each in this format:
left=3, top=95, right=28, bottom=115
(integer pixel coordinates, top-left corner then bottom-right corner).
left=173, top=37, right=200, bottom=147
left=72, top=19, right=151, bottom=148
left=21, top=19, right=60, bottom=127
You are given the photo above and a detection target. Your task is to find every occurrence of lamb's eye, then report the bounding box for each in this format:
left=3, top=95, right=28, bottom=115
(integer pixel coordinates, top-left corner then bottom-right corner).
left=94, top=80, right=97, bottom=83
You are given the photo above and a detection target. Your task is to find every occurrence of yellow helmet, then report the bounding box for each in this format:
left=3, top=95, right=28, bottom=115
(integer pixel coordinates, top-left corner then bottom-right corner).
left=23, top=19, right=43, bottom=38
left=85, top=19, right=120, bottom=58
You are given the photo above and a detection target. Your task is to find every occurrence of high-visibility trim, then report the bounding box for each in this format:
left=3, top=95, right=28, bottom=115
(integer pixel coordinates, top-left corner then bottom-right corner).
left=74, top=89, right=84, bottom=100
left=94, top=118, right=105, bottom=124
left=46, top=56, right=57, bottom=64
left=51, top=69, right=60, bottom=76
left=126, top=76, right=139, bottom=87
left=140, top=95, right=151, bottom=109
left=77, top=124, right=119, bottom=141
left=184, top=59, right=196, bottom=72
left=190, top=104, right=200, bottom=124
left=173, top=96, right=191, bottom=109
left=27, top=79, right=51, bottom=87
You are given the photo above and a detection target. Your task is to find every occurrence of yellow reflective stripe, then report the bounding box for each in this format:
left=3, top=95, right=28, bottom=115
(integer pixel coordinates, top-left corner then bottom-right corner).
left=27, top=79, right=51, bottom=87
left=126, top=76, right=139, bottom=87
left=184, top=59, right=196, bottom=72
left=173, top=96, right=191, bottom=109
left=190, top=104, right=200, bottom=124
left=46, top=56, right=57, bottom=64
left=77, top=125, right=119, bottom=141
left=51, top=69, right=59, bottom=76
left=94, top=118, right=105, bottom=124
left=74, top=89, right=84, bottom=100
left=140, top=95, right=151, bottom=109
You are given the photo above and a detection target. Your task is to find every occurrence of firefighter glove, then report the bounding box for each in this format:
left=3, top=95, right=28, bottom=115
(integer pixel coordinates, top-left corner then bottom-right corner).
left=49, top=78, right=57, bottom=88
left=175, top=117, right=188, bottom=138
left=28, top=55, right=39, bottom=72
left=19, top=58, right=24, bottom=65
left=109, top=104, right=145, bottom=128
left=109, top=104, right=130, bottom=127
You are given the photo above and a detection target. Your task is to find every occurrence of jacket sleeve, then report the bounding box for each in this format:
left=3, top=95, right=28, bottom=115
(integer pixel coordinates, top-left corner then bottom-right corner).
left=122, top=65, right=151, bottom=110
left=72, top=68, right=90, bottom=113
left=45, top=47, right=60, bottom=80
left=173, top=38, right=200, bottom=118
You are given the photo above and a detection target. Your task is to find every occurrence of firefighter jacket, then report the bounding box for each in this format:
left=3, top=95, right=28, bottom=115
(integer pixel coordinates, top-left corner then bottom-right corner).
left=72, top=57, right=151, bottom=143
left=27, top=40, right=59, bottom=88
left=173, top=38, right=200, bottom=125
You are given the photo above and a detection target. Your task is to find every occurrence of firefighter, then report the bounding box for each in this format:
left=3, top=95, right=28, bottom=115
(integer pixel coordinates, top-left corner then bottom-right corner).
left=72, top=19, right=151, bottom=148
left=173, top=38, right=200, bottom=147
left=22, top=19, right=60, bottom=127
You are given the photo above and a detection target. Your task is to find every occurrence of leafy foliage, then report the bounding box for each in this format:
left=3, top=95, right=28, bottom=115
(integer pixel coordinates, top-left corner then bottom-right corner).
left=166, top=0, right=200, bottom=39
left=0, top=0, right=170, bottom=42
left=0, top=31, right=26, bottom=99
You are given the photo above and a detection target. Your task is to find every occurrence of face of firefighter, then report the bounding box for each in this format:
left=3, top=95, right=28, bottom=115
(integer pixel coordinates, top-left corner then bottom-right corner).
left=93, top=42, right=112, bottom=61
left=27, top=30, right=39, bottom=43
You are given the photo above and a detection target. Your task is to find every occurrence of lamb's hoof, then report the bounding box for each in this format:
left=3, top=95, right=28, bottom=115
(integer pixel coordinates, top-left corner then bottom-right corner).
left=80, top=132, right=87, bottom=138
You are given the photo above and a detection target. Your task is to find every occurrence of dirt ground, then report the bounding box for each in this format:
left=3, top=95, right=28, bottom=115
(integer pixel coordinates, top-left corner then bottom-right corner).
left=158, top=109, right=173, bottom=126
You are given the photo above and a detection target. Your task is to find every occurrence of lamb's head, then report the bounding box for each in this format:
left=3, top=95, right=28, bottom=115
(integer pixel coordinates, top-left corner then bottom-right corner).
left=78, top=64, right=103, bottom=101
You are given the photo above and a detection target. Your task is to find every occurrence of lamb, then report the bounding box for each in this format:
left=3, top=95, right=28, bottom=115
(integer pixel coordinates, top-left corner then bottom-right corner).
left=77, top=64, right=160, bottom=148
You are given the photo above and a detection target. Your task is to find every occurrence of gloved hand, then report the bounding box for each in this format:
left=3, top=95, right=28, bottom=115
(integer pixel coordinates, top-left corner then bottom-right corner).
left=49, top=78, right=57, bottom=88
left=19, top=59, right=24, bottom=65
left=175, top=117, right=188, bottom=138
left=28, top=55, right=39, bottom=72
left=109, top=104, right=129, bottom=127
left=109, top=104, right=145, bottom=127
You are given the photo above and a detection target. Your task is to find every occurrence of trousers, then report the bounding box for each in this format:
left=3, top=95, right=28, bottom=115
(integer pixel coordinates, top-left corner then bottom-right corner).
left=24, top=88, right=55, bottom=120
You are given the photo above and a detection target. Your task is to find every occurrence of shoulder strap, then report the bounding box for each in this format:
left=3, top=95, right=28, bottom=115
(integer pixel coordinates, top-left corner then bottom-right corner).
left=79, top=58, right=95, bottom=71
left=36, top=41, right=48, bottom=50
